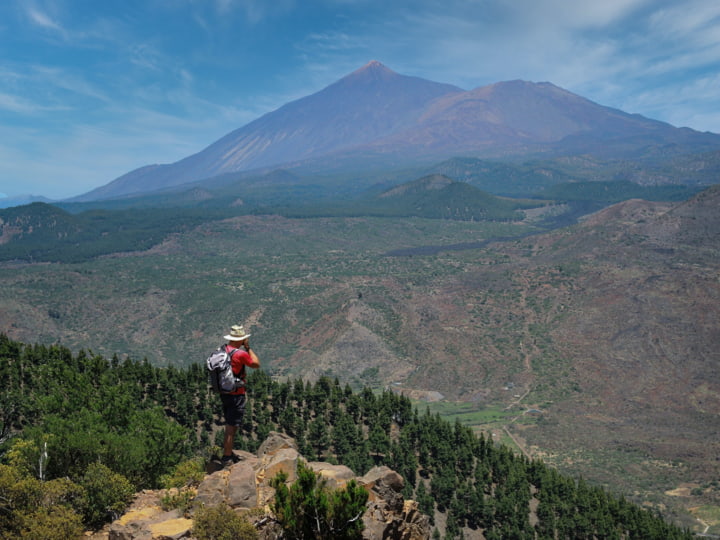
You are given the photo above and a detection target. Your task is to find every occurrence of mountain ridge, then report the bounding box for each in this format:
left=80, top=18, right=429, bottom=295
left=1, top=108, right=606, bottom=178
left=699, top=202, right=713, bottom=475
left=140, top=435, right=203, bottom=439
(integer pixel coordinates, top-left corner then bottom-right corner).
left=72, top=62, right=720, bottom=202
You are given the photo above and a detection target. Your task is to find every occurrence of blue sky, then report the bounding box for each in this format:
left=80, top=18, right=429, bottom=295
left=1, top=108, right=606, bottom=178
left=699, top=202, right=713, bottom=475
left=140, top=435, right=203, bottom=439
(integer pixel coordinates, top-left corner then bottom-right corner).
left=2, top=0, right=720, bottom=200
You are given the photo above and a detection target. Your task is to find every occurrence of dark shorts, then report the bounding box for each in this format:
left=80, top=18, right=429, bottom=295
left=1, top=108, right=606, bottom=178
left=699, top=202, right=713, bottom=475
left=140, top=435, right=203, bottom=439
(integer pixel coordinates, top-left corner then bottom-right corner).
left=220, top=393, right=246, bottom=427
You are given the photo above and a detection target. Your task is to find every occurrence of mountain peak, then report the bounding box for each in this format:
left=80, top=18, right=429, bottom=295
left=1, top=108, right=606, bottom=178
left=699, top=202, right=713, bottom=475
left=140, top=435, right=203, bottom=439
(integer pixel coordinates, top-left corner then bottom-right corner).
left=356, top=60, right=393, bottom=73
left=344, top=60, right=397, bottom=82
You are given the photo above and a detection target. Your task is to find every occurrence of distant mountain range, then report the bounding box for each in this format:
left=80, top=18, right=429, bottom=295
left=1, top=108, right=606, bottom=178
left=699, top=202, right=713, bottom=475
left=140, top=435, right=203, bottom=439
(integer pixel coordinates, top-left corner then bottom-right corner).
left=72, top=61, right=720, bottom=202
left=0, top=194, right=55, bottom=209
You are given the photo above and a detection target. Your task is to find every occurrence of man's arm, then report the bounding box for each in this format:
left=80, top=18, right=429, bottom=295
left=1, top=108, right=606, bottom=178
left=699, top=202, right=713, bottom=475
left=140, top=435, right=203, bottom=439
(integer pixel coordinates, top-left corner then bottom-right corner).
left=243, top=339, right=260, bottom=369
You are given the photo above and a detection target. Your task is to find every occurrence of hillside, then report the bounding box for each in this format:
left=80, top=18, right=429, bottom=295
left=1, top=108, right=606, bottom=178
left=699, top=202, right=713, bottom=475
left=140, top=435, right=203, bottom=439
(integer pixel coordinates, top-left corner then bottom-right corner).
left=71, top=62, right=720, bottom=202
left=0, top=203, right=211, bottom=263
left=281, top=174, right=530, bottom=221
left=375, top=174, right=522, bottom=221
left=0, top=186, right=718, bottom=530
left=0, top=177, right=539, bottom=263
left=0, top=337, right=695, bottom=539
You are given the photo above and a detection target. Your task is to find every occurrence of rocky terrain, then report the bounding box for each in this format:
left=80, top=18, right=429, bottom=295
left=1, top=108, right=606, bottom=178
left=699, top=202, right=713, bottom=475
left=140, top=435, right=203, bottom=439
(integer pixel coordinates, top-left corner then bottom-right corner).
left=90, top=432, right=430, bottom=540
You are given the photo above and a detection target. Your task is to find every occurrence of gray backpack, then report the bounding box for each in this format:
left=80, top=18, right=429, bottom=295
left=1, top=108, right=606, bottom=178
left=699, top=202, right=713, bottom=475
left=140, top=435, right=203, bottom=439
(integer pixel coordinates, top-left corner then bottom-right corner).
left=206, top=345, right=245, bottom=393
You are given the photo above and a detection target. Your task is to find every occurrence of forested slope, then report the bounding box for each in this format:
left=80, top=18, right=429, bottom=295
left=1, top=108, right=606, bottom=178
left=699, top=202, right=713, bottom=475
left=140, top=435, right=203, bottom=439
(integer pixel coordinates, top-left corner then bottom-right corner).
left=0, top=335, right=692, bottom=538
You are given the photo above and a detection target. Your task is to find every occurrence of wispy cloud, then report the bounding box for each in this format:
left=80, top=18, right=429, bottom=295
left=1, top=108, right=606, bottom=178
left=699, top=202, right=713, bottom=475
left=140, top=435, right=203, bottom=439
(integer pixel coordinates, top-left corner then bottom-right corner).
left=0, top=91, right=72, bottom=114
left=233, top=0, right=296, bottom=23
left=26, top=5, right=63, bottom=32
left=1, top=0, right=719, bottom=199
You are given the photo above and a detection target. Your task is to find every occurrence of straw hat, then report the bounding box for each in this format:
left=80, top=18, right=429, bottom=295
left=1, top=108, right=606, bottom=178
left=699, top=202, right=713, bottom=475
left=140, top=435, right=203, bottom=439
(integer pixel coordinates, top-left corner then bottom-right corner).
left=224, top=324, right=251, bottom=342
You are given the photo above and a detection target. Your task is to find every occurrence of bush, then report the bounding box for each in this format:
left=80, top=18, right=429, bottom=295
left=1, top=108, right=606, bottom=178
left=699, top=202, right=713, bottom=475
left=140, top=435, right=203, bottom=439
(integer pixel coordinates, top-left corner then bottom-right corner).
left=4, top=438, right=42, bottom=478
left=160, top=457, right=206, bottom=489
left=192, top=503, right=258, bottom=540
left=0, top=464, right=44, bottom=534
left=160, top=488, right=195, bottom=515
left=18, top=505, right=84, bottom=540
left=271, top=460, right=368, bottom=539
left=0, top=464, right=85, bottom=538
left=79, top=462, right=134, bottom=530
left=42, top=477, right=87, bottom=514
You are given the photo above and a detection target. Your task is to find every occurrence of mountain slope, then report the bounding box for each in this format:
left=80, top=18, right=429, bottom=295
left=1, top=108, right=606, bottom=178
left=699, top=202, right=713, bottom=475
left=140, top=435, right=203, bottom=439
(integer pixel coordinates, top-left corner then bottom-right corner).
left=74, top=62, right=463, bottom=201
left=490, top=186, right=720, bottom=512
left=375, top=80, right=681, bottom=154
left=73, top=63, right=720, bottom=202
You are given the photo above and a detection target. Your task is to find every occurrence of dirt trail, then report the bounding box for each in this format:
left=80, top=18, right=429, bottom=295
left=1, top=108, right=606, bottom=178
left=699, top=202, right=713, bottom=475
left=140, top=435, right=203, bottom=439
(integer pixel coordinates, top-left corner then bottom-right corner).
left=501, top=273, right=542, bottom=459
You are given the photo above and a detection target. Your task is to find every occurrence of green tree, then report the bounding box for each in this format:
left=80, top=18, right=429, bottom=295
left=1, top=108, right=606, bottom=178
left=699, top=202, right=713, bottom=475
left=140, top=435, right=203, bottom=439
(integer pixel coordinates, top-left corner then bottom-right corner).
left=416, top=479, right=435, bottom=524
left=271, top=460, right=368, bottom=539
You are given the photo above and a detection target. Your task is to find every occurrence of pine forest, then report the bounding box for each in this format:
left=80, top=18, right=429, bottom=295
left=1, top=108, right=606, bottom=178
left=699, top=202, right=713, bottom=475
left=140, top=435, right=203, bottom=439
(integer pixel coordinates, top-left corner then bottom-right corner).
left=0, top=335, right=693, bottom=539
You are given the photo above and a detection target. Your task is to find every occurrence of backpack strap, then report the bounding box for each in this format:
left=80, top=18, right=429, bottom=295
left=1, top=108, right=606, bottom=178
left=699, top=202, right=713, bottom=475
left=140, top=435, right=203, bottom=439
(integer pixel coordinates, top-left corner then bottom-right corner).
left=224, top=345, right=246, bottom=380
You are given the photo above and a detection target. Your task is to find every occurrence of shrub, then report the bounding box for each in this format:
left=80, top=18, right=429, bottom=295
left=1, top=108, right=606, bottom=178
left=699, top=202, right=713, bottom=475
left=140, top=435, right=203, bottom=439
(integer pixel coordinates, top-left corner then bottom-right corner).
left=42, top=476, right=87, bottom=514
left=160, top=457, right=205, bottom=489
left=4, top=438, right=42, bottom=478
left=192, top=503, right=258, bottom=540
left=0, top=464, right=43, bottom=534
left=18, top=505, right=84, bottom=539
left=271, top=460, right=368, bottom=539
left=160, top=488, right=195, bottom=515
left=79, top=462, right=134, bottom=530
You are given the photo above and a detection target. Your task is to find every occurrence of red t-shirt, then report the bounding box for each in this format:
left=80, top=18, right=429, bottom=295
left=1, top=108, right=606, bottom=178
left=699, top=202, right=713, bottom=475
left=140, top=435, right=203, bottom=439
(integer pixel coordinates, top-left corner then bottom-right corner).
left=225, top=345, right=253, bottom=395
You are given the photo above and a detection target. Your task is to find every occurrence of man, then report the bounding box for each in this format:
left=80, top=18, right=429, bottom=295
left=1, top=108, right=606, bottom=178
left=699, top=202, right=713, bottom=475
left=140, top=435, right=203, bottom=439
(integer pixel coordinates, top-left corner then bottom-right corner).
left=219, top=324, right=260, bottom=466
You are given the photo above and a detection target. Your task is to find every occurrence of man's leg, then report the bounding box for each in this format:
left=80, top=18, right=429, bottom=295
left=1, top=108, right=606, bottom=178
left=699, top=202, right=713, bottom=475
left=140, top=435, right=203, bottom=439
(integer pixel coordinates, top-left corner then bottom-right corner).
left=223, top=424, right=237, bottom=457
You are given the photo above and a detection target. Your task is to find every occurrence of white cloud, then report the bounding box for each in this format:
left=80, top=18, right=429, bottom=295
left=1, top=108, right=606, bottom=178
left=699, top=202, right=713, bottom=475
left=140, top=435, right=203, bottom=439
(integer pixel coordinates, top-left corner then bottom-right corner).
left=0, top=87, right=266, bottom=199
left=26, top=6, right=64, bottom=32
left=536, top=0, right=651, bottom=28
left=649, top=1, right=720, bottom=40
left=0, top=92, right=49, bottom=114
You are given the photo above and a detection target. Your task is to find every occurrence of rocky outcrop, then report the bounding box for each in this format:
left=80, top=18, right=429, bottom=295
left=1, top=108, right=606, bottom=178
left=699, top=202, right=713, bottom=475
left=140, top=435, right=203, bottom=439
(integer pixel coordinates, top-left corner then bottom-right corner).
left=360, top=466, right=430, bottom=540
left=103, top=432, right=431, bottom=540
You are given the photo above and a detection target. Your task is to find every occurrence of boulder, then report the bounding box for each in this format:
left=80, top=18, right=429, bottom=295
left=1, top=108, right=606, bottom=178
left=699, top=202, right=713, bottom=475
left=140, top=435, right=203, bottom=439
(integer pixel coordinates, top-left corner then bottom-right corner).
left=308, top=461, right=356, bottom=489
left=227, top=460, right=258, bottom=509
left=360, top=467, right=430, bottom=540
left=262, top=447, right=300, bottom=484
left=360, top=466, right=405, bottom=510
left=194, top=456, right=259, bottom=510
left=108, top=507, right=190, bottom=540
left=257, top=431, right=297, bottom=458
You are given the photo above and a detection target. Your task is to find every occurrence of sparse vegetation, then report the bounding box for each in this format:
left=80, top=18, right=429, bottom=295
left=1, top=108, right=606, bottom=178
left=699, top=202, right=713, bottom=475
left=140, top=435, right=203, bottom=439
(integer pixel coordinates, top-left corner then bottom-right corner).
left=192, top=503, right=258, bottom=540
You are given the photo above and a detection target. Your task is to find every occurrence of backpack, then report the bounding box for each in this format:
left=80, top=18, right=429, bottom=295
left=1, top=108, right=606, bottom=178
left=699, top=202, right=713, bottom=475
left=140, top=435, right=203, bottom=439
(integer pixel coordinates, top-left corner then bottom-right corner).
left=206, top=345, right=245, bottom=393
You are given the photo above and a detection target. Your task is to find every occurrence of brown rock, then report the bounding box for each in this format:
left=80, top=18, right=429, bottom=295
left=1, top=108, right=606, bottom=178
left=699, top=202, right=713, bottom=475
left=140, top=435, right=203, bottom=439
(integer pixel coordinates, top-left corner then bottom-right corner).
left=106, top=435, right=432, bottom=540
left=147, top=517, right=193, bottom=539
left=308, top=462, right=356, bottom=490
left=193, top=469, right=229, bottom=509
left=227, top=461, right=258, bottom=509
left=360, top=466, right=405, bottom=510
left=195, top=458, right=259, bottom=511
left=257, top=431, right=297, bottom=458
left=108, top=507, right=186, bottom=540
left=263, top=447, right=300, bottom=484
left=359, top=467, right=430, bottom=540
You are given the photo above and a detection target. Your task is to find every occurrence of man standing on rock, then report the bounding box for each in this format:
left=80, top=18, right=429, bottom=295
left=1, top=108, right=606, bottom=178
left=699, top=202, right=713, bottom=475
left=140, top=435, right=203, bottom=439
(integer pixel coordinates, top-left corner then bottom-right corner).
left=219, top=324, right=260, bottom=466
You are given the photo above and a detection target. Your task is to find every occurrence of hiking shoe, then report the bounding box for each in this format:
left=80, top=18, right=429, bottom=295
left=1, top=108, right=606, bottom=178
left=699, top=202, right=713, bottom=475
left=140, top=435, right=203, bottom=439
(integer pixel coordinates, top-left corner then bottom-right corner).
left=221, top=454, right=240, bottom=466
